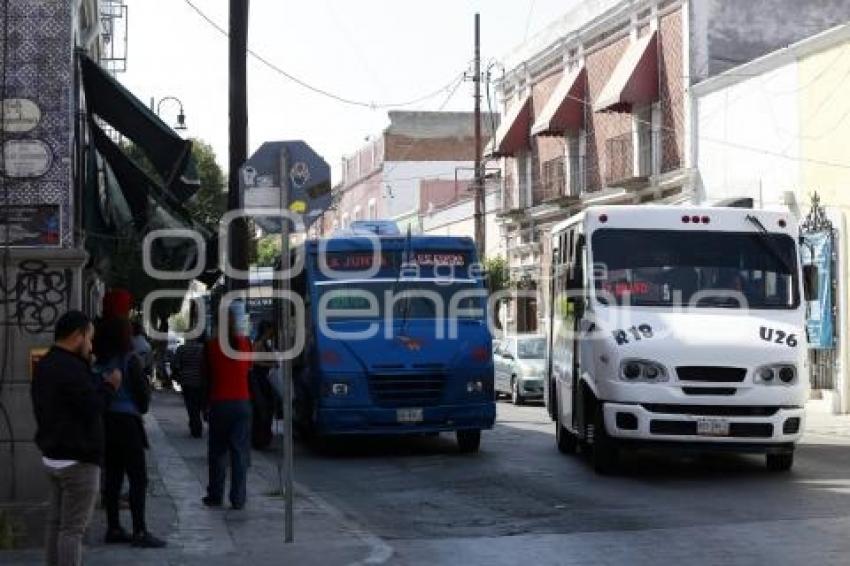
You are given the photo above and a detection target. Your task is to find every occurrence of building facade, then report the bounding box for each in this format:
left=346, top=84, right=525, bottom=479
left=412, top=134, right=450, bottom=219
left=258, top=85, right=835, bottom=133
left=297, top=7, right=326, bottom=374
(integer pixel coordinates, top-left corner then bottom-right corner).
left=491, top=0, right=850, bottom=333
left=693, top=23, right=850, bottom=414
left=326, top=111, right=497, bottom=238
left=1, top=0, right=207, bottom=544
left=0, top=0, right=109, bottom=542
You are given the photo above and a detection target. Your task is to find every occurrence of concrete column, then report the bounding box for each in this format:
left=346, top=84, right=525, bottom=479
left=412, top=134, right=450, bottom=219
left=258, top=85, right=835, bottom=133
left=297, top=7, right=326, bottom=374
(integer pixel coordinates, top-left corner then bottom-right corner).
left=0, top=247, right=88, bottom=544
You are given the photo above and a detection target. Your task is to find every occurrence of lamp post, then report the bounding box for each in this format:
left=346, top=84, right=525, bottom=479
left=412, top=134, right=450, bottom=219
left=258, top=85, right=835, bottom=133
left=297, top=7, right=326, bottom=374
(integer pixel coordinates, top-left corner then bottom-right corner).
left=152, top=96, right=188, bottom=131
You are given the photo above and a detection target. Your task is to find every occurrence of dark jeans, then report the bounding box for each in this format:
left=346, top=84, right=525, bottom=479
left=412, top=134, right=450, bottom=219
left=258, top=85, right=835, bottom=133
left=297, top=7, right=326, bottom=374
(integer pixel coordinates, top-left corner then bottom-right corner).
left=207, top=400, right=252, bottom=507
left=104, top=412, right=148, bottom=534
left=182, top=385, right=204, bottom=438
left=44, top=462, right=100, bottom=566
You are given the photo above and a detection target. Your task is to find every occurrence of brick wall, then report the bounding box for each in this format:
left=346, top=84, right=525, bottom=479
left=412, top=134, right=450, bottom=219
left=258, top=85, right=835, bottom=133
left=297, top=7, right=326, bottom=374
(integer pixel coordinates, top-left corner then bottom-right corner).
left=585, top=35, right=633, bottom=191
left=531, top=71, right=567, bottom=202
left=384, top=134, right=476, bottom=162
left=659, top=8, right=685, bottom=173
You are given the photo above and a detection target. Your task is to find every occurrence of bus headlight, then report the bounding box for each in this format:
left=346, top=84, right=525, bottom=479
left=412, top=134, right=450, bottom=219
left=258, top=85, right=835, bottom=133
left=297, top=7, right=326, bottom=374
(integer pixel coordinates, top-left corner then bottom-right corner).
left=323, top=382, right=351, bottom=397
left=755, top=364, right=796, bottom=385
left=466, top=380, right=485, bottom=393
left=619, top=359, right=669, bottom=383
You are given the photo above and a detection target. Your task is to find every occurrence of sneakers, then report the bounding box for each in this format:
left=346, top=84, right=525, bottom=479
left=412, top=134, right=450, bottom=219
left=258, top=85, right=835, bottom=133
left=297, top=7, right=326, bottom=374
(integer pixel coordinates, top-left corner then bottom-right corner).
left=132, top=531, right=167, bottom=548
left=104, top=527, right=133, bottom=544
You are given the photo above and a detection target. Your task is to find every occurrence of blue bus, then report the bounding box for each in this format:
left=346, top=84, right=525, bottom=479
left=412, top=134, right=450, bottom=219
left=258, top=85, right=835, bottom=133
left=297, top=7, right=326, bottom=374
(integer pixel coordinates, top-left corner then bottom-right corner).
left=287, top=232, right=496, bottom=452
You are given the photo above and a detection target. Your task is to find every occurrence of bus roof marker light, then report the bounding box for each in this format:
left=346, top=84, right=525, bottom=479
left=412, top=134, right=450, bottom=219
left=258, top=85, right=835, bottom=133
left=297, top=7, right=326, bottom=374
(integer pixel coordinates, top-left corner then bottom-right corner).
left=682, top=215, right=690, bottom=223
left=701, top=216, right=710, bottom=224
left=778, top=219, right=787, bottom=228
left=691, top=215, right=700, bottom=224
left=599, top=214, right=608, bottom=223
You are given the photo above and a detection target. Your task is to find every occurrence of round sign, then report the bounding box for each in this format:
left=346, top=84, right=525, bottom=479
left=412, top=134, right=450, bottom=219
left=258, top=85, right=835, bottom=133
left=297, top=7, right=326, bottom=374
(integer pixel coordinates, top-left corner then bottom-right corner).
left=2, top=99, right=41, bottom=133
left=2, top=140, right=53, bottom=178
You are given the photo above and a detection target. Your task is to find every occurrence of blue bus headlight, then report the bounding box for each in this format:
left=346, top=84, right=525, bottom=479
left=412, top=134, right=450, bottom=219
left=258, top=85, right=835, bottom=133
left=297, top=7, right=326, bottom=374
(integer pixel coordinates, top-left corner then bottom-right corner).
left=466, top=380, right=484, bottom=393
left=323, top=382, right=351, bottom=397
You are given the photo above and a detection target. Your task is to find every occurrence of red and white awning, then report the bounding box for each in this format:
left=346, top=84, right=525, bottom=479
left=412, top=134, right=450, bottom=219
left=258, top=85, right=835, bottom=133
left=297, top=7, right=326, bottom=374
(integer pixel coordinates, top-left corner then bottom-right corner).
left=486, top=93, right=532, bottom=158
left=594, top=31, right=658, bottom=113
left=531, top=65, right=586, bottom=137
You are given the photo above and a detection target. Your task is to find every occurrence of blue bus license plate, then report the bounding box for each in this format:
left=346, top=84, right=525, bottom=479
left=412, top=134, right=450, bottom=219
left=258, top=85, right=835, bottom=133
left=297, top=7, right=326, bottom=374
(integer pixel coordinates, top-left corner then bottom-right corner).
left=397, top=408, right=423, bottom=424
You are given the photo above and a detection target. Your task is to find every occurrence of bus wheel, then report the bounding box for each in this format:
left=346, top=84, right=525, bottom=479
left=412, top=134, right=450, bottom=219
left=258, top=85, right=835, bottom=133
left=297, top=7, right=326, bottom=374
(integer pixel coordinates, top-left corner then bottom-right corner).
left=556, top=413, right=577, bottom=454
left=457, top=430, right=481, bottom=454
left=766, top=451, right=794, bottom=472
left=511, top=377, right=524, bottom=406
left=592, top=404, right=619, bottom=474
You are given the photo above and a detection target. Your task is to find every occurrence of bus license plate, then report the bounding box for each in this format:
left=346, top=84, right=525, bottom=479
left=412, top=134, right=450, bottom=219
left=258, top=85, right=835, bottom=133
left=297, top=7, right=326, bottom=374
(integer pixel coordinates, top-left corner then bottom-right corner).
left=397, top=408, right=423, bottom=424
left=696, top=418, right=730, bottom=437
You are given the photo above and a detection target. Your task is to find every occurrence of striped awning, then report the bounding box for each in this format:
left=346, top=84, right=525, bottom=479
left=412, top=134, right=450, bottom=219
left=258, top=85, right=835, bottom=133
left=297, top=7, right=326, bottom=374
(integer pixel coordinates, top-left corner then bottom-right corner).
left=594, top=31, right=658, bottom=113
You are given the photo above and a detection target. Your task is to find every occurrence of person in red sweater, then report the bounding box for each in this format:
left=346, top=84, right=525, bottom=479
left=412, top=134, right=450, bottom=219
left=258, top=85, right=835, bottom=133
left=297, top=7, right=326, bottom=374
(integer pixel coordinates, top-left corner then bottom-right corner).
left=201, top=308, right=253, bottom=510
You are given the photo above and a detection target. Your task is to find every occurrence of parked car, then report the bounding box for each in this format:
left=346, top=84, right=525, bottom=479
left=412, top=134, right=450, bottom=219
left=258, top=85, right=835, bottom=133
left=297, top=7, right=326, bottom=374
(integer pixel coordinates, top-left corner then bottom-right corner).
left=494, top=335, right=546, bottom=404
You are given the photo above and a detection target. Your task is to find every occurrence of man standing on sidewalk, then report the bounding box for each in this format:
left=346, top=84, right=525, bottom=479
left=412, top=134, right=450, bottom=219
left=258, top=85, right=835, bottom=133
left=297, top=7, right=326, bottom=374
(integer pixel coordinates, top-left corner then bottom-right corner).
left=202, top=308, right=253, bottom=510
left=31, top=311, right=122, bottom=566
left=173, top=319, right=207, bottom=439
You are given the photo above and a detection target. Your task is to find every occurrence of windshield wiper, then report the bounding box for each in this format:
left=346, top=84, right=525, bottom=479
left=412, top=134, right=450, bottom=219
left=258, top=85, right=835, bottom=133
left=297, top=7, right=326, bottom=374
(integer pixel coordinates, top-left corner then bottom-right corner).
left=745, top=214, right=795, bottom=275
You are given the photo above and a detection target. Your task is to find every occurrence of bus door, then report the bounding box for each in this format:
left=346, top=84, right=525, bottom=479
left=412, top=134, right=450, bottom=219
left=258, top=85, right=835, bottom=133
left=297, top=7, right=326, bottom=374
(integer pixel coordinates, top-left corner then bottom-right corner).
left=550, top=228, right=581, bottom=428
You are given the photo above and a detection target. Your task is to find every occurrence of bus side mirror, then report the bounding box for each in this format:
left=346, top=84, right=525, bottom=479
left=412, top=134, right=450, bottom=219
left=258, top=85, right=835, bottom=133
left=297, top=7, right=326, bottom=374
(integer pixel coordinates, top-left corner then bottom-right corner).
left=803, top=264, right=819, bottom=301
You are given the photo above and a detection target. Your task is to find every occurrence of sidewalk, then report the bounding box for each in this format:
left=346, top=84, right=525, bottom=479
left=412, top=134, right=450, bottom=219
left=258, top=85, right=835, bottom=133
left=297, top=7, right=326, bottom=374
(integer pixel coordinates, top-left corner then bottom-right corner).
left=803, top=398, right=850, bottom=441
left=5, top=392, right=389, bottom=566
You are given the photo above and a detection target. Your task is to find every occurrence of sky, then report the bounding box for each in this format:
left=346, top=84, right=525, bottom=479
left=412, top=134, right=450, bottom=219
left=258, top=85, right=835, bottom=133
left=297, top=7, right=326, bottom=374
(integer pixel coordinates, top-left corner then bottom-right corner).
left=120, top=0, right=579, bottom=182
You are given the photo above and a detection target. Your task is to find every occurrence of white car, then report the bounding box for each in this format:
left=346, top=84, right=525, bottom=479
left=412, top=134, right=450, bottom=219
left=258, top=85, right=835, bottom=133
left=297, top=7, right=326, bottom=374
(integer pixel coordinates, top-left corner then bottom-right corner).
left=494, top=335, right=547, bottom=404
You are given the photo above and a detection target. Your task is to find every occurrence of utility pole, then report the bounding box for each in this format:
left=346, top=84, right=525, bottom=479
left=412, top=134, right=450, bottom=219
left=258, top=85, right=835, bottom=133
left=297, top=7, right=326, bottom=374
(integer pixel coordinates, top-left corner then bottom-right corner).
left=228, top=0, right=250, bottom=290
left=472, top=13, right=485, bottom=262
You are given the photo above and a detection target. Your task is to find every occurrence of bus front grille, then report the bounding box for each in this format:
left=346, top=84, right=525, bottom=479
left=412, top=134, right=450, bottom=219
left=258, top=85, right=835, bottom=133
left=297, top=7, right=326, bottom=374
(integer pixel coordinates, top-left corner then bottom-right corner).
left=676, top=366, right=747, bottom=383
left=368, top=373, right=446, bottom=408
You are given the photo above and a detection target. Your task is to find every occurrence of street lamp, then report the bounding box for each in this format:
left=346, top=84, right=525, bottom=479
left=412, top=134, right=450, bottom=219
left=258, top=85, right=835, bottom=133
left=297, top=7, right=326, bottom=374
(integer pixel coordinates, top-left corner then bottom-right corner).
left=154, top=96, right=188, bottom=131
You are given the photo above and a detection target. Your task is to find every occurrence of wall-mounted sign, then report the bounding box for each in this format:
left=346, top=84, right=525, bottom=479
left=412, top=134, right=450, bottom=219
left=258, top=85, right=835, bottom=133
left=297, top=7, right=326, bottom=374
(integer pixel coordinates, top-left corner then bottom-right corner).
left=2, top=139, right=53, bottom=178
left=802, top=231, right=834, bottom=349
left=2, top=98, right=41, bottom=133
left=0, top=204, right=61, bottom=247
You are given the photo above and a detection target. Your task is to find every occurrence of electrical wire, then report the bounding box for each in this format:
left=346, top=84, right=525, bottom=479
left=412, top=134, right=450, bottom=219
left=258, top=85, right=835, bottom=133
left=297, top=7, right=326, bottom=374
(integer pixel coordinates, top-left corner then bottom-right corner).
left=183, top=0, right=466, bottom=110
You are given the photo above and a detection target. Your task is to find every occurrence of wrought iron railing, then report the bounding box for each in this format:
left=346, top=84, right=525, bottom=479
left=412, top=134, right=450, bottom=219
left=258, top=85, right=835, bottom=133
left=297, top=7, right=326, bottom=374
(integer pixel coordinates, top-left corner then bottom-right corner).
left=605, top=130, right=654, bottom=186
left=533, top=156, right=585, bottom=205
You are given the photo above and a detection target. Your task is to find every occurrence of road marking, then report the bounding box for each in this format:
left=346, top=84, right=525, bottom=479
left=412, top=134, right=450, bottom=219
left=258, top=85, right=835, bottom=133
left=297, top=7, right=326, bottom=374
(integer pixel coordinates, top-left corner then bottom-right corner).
left=295, top=481, right=394, bottom=566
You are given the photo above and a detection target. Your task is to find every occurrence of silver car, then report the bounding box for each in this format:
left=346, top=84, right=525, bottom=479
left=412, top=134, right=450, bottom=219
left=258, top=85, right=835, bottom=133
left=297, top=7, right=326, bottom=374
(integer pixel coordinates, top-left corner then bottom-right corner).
left=493, top=335, right=546, bottom=404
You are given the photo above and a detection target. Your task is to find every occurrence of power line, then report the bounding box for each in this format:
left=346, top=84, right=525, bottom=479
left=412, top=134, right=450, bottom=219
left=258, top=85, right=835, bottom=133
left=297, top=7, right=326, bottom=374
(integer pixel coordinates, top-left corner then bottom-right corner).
left=183, top=0, right=466, bottom=110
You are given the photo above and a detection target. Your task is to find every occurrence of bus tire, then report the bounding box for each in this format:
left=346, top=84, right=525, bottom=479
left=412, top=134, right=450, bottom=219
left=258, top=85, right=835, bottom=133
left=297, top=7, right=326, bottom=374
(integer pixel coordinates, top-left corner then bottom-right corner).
left=592, top=403, right=618, bottom=475
left=766, top=451, right=794, bottom=472
left=457, top=429, right=481, bottom=453
left=556, top=413, right=577, bottom=454
left=511, top=377, right=524, bottom=406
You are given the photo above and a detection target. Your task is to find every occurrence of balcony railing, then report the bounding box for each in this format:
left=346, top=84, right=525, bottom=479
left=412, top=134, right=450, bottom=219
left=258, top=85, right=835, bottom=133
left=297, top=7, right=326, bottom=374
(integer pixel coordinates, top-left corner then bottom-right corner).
left=605, top=130, right=654, bottom=188
left=533, top=156, right=584, bottom=205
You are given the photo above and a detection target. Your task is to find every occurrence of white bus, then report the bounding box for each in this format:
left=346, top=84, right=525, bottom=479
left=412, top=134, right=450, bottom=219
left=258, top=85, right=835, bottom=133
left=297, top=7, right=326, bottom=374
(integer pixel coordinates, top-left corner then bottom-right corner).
left=545, top=205, right=816, bottom=473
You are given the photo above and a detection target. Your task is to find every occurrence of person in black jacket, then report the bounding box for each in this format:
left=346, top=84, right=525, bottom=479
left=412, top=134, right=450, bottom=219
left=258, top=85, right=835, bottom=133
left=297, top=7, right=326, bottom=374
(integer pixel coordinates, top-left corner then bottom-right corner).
left=93, top=317, right=164, bottom=549
left=31, top=311, right=121, bottom=566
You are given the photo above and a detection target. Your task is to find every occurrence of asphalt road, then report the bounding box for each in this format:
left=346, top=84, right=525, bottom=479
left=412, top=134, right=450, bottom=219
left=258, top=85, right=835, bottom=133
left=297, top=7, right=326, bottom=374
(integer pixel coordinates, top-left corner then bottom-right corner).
left=294, top=400, right=850, bottom=566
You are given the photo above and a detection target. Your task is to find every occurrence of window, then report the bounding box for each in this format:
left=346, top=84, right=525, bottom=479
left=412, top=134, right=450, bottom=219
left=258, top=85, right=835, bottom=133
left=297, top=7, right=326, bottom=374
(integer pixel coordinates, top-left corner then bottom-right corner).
left=591, top=229, right=799, bottom=309
left=368, top=199, right=377, bottom=220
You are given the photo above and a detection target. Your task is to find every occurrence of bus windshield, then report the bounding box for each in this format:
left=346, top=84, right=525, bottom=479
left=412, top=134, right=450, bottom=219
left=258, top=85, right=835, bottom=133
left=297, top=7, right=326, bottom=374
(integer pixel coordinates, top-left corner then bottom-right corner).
left=318, top=279, right=484, bottom=319
left=591, top=229, right=799, bottom=309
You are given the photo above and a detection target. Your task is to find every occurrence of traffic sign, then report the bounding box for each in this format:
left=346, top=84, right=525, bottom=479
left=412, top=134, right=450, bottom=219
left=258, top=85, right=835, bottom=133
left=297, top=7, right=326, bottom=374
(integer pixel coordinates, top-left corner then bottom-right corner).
left=240, top=141, right=332, bottom=232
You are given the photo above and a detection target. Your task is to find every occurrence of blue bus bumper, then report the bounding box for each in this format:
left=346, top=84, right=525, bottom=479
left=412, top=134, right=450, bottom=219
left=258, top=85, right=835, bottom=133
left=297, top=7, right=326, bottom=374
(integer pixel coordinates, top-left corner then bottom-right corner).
left=316, top=402, right=496, bottom=435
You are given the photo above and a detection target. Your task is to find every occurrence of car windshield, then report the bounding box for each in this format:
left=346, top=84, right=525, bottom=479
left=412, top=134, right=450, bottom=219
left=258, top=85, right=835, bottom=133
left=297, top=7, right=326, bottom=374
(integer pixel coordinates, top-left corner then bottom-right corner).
left=517, top=338, right=545, bottom=359
left=318, top=280, right=484, bottom=319
left=591, top=229, right=799, bottom=309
